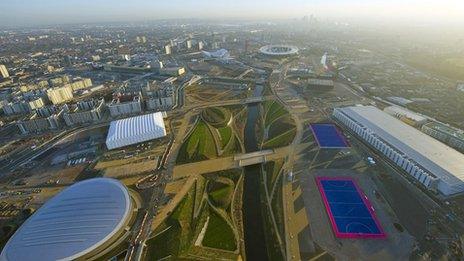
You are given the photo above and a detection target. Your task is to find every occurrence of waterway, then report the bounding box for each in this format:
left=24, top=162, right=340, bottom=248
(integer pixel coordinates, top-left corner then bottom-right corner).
left=242, top=84, right=269, bottom=260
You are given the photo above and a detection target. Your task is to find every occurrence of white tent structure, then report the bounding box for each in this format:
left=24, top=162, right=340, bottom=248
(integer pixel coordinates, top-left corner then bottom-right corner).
left=106, top=112, right=166, bottom=150
left=202, top=49, right=230, bottom=59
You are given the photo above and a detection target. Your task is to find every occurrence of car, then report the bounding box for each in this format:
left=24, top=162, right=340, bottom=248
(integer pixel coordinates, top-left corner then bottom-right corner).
left=367, top=156, right=376, bottom=165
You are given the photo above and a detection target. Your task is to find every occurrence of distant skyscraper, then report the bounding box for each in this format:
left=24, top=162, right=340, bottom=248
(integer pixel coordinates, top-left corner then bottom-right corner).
left=165, top=45, right=172, bottom=55
left=187, top=40, right=192, bottom=49
left=321, top=52, right=328, bottom=69
left=0, top=65, right=9, bottom=79
left=198, top=41, right=204, bottom=50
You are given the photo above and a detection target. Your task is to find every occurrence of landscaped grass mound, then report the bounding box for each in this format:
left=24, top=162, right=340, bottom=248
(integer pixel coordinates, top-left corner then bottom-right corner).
left=218, top=127, right=232, bottom=148
left=146, top=170, right=242, bottom=259
left=202, top=107, right=231, bottom=128
left=145, top=187, right=195, bottom=260
left=264, top=100, right=288, bottom=127
left=261, top=100, right=296, bottom=149
left=202, top=209, right=237, bottom=251
left=207, top=177, right=234, bottom=209
left=177, top=120, right=218, bottom=164
left=264, top=159, right=284, bottom=191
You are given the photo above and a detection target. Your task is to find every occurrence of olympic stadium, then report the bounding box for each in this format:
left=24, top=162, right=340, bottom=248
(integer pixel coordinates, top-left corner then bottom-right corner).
left=259, top=45, right=299, bottom=57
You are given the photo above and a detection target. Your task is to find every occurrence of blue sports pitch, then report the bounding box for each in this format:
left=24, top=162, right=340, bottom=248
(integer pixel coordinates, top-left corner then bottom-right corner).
left=316, top=177, right=385, bottom=238
left=310, top=123, right=350, bottom=148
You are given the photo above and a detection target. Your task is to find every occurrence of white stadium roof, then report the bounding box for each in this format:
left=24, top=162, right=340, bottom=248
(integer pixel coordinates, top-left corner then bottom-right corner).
left=259, top=45, right=299, bottom=56
left=106, top=112, right=166, bottom=150
left=0, top=178, right=132, bottom=261
left=338, top=106, right=464, bottom=194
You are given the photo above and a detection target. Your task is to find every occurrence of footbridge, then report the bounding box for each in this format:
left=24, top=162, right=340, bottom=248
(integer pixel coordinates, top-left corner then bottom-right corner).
left=172, top=147, right=290, bottom=179
left=234, top=150, right=274, bottom=166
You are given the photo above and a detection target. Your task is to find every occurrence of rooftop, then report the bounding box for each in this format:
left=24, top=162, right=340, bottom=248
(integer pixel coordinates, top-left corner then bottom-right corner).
left=259, top=45, right=299, bottom=56
left=384, top=106, right=427, bottom=122
left=338, top=106, right=464, bottom=187
left=0, top=178, right=132, bottom=261
left=424, top=122, right=464, bottom=141
left=105, top=112, right=166, bottom=150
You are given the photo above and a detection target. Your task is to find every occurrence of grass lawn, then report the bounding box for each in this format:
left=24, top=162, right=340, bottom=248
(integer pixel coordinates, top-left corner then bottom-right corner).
left=264, top=160, right=284, bottom=191
left=202, top=209, right=237, bottom=251
left=263, top=128, right=296, bottom=149
left=145, top=223, right=182, bottom=260
left=208, top=179, right=234, bottom=209
left=177, top=120, right=218, bottom=163
left=218, top=127, right=232, bottom=148
left=271, top=174, right=285, bottom=242
left=260, top=166, right=285, bottom=261
left=265, top=101, right=287, bottom=127
left=268, top=116, right=295, bottom=139
left=146, top=186, right=196, bottom=259
left=261, top=101, right=296, bottom=149
left=202, top=107, right=231, bottom=128
left=146, top=170, right=243, bottom=259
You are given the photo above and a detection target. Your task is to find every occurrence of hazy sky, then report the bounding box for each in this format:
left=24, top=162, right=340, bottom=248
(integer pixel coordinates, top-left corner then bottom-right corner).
left=1, top=0, right=463, bottom=27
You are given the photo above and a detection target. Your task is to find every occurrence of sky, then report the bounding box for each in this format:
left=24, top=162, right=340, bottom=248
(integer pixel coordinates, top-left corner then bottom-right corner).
left=1, top=0, right=464, bottom=27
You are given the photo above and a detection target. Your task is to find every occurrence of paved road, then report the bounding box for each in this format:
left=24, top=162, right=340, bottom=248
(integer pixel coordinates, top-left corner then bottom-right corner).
left=1, top=122, right=110, bottom=173
left=269, top=62, right=310, bottom=261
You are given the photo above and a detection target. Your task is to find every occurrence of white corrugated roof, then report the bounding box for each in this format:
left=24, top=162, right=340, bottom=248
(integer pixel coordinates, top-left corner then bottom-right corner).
left=339, top=106, right=464, bottom=186
left=106, top=112, right=166, bottom=150
left=0, top=178, right=131, bottom=261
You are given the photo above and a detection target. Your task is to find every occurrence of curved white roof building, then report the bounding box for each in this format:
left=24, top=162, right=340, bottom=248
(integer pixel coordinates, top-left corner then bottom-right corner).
left=259, top=45, right=299, bottom=56
left=106, top=112, right=167, bottom=150
left=202, top=49, right=230, bottom=59
left=0, top=178, right=134, bottom=261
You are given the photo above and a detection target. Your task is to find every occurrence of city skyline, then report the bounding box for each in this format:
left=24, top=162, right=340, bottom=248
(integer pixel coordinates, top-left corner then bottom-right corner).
left=1, top=3, right=464, bottom=260
left=1, top=0, right=464, bottom=27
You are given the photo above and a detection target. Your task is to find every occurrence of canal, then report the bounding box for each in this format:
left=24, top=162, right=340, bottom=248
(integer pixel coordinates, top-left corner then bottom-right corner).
left=242, top=84, right=269, bottom=260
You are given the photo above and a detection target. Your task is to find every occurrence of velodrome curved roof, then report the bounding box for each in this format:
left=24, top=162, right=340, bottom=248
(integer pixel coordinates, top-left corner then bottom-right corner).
left=0, top=178, right=132, bottom=261
left=259, top=45, right=299, bottom=56
left=106, top=112, right=166, bottom=150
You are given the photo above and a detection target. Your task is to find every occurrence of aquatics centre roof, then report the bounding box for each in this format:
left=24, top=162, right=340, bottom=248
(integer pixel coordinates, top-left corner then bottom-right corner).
left=0, top=178, right=132, bottom=261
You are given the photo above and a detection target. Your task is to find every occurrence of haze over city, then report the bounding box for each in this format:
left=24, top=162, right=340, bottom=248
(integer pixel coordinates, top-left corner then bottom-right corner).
left=1, top=0, right=464, bottom=27
left=0, top=1, right=463, bottom=261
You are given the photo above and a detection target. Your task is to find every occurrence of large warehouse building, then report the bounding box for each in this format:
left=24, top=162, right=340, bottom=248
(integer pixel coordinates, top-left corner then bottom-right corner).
left=106, top=112, right=166, bottom=150
left=333, top=105, right=464, bottom=196
left=0, top=178, right=137, bottom=261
